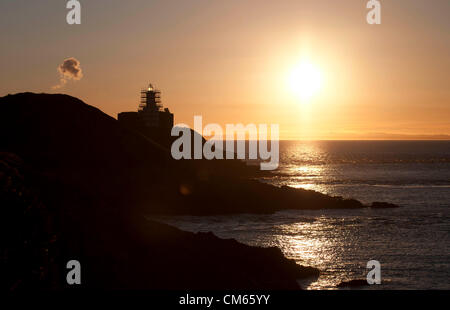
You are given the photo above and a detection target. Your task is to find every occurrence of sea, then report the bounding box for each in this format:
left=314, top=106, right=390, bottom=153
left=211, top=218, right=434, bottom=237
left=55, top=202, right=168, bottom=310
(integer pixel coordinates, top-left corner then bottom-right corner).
left=156, top=141, right=450, bottom=289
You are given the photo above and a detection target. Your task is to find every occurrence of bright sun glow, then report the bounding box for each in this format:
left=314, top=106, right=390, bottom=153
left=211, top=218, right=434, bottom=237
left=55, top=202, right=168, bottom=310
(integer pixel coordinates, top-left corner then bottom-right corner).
left=288, top=62, right=322, bottom=101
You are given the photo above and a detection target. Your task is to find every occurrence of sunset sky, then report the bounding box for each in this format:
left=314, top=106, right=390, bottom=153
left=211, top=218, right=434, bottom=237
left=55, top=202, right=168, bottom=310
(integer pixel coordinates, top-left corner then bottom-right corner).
left=1, top=0, right=449, bottom=140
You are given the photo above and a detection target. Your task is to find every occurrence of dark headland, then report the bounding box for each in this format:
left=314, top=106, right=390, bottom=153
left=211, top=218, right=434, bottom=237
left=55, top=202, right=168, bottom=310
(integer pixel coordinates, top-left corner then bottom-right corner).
left=0, top=93, right=398, bottom=290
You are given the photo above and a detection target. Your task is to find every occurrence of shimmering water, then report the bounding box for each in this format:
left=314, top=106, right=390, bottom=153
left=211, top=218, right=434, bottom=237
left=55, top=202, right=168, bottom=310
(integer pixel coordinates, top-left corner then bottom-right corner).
left=156, top=141, right=450, bottom=289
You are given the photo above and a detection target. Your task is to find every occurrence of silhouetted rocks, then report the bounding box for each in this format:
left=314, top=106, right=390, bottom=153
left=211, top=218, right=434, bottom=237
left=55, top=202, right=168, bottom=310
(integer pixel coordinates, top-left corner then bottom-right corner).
left=370, top=201, right=400, bottom=209
left=0, top=93, right=400, bottom=290
left=0, top=93, right=400, bottom=215
left=337, top=279, right=369, bottom=288
left=136, top=220, right=320, bottom=290
left=0, top=151, right=318, bottom=290
left=0, top=93, right=323, bottom=290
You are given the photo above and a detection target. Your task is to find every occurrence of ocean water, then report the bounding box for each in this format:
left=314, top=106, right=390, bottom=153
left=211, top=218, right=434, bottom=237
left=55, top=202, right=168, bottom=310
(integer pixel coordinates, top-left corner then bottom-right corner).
left=156, top=141, right=450, bottom=289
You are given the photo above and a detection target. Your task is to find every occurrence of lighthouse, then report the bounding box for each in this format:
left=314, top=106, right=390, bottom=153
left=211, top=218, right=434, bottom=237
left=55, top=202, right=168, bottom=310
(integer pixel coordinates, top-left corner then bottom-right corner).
left=118, top=83, right=174, bottom=145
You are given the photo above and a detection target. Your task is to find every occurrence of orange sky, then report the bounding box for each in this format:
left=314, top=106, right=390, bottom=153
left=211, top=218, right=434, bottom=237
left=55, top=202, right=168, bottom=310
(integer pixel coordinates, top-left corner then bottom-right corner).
left=0, top=0, right=449, bottom=139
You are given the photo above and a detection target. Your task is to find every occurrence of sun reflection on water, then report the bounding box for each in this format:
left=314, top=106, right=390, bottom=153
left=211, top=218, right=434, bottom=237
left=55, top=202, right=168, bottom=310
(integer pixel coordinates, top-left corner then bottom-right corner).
left=281, top=164, right=329, bottom=194
left=273, top=219, right=353, bottom=290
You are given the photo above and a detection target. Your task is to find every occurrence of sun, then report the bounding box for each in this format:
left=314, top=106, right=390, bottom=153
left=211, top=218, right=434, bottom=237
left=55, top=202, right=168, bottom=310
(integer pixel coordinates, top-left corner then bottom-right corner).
left=287, top=62, right=322, bottom=101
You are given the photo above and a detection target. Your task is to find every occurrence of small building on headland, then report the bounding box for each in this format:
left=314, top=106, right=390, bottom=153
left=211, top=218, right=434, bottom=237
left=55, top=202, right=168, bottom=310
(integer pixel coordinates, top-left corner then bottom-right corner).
left=118, top=83, right=174, bottom=146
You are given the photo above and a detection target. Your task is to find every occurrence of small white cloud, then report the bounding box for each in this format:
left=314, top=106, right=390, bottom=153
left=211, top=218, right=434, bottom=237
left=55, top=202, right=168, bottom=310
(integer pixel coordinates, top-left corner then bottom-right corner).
left=53, top=57, right=83, bottom=89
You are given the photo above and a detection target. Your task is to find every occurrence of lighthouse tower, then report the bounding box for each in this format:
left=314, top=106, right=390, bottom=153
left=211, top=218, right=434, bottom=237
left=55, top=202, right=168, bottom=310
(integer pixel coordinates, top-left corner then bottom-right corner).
left=139, top=83, right=164, bottom=127
left=117, top=83, right=174, bottom=145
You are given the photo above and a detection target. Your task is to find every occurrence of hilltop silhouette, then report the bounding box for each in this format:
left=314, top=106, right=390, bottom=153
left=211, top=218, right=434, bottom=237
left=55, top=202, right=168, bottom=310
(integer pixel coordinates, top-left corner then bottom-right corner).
left=0, top=93, right=395, bottom=215
left=0, top=93, right=397, bottom=290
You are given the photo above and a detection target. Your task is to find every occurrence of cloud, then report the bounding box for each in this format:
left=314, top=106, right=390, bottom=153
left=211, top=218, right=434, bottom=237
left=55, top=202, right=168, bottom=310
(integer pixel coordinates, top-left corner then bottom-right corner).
left=53, top=57, right=83, bottom=89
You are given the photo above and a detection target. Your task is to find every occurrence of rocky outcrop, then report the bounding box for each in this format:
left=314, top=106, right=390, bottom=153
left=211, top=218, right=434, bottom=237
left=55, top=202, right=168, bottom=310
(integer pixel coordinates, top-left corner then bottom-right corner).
left=0, top=93, right=399, bottom=290
left=370, top=202, right=399, bottom=209
left=337, top=279, right=370, bottom=288
left=0, top=152, right=319, bottom=290
left=0, top=93, right=399, bottom=216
